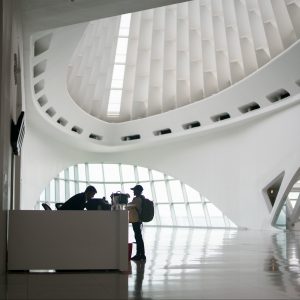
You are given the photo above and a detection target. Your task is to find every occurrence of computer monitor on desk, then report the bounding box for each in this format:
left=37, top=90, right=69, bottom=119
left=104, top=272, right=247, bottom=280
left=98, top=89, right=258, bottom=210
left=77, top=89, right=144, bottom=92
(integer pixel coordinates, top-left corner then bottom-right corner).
left=85, top=198, right=111, bottom=210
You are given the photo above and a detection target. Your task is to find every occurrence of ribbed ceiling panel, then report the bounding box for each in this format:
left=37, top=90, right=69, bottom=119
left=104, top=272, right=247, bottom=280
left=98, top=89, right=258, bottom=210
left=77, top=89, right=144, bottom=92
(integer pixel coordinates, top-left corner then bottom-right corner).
left=67, top=0, right=300, bottom=123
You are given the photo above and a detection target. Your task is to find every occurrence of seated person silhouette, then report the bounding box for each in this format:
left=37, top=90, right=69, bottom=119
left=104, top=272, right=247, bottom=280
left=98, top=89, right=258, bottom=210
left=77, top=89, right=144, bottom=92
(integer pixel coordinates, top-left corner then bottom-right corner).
left=58, top=185, right=97, bottom=210
left=85, top=197, right=111, bottom=210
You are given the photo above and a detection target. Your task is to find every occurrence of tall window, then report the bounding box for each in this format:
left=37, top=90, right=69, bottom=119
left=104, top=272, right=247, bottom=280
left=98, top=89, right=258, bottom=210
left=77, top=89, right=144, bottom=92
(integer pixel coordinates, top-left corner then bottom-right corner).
left=37, top=163, right=237, bottom=229
left=107, top=14, right=131, bottom=116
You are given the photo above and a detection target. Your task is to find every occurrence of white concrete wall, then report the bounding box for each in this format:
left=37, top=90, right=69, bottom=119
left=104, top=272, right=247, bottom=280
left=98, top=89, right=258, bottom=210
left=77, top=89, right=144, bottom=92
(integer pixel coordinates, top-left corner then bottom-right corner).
left=21, top=95, right=300, bottom=230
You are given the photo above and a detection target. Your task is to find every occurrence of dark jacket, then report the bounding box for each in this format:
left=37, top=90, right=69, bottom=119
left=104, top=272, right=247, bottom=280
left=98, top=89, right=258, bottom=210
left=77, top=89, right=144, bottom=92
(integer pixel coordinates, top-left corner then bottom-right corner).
left=58, top=192, right=86, bottom=210
left=85, top=198, right=111, bottom=210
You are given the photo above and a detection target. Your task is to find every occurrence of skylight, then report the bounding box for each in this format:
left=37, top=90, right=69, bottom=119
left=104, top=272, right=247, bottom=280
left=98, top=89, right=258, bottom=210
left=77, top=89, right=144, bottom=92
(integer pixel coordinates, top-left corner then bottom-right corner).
left=107, top=13, right=131, bottom=117
left=67, top=0, right=300, bottom=123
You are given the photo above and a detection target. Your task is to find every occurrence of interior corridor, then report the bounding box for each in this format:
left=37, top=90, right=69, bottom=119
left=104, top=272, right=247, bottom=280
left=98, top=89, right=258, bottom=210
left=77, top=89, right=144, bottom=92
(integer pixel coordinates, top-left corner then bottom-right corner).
left=2, top=227, right=300, bottom=299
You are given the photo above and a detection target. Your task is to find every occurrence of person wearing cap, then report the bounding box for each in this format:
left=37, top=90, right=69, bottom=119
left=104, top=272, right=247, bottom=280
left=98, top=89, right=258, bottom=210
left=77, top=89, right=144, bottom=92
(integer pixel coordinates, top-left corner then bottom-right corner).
left=58, top=185, right=97, bottom=210
left=127, top=184, right=146, bottom=261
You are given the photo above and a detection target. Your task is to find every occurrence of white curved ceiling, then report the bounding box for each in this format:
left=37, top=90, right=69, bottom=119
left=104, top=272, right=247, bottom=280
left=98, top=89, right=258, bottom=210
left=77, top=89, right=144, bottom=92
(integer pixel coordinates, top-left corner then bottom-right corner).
left=66, top=0, right=300, bottom=123
left=25, top=0, right=300, bottom=152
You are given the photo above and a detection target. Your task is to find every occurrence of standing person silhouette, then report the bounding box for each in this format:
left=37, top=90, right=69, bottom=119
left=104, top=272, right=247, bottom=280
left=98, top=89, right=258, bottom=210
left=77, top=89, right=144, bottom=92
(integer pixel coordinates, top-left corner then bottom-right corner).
left=128, top=184, right=146, bottom=261
left=58, top=185, right=97, bottom=210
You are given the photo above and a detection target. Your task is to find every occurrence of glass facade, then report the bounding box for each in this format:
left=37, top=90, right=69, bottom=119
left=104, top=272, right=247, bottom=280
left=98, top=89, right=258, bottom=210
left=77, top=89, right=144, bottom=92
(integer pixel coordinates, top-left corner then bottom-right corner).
left=36, top=163, right=237, bottom=228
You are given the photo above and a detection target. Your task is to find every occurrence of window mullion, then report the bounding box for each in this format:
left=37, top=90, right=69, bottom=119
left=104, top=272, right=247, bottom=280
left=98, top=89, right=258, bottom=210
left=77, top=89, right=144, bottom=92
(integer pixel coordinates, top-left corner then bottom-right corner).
left=165, top=175, right=176, bottom=226
left=149, top=169, right=161, bottom=226
left=101, top=163, right=106, bottom=197
left=203, top=202, right=211, bottom=227
left=74, top=165, right=79, bottom=194
left=182, top=183, right=194, bottom=227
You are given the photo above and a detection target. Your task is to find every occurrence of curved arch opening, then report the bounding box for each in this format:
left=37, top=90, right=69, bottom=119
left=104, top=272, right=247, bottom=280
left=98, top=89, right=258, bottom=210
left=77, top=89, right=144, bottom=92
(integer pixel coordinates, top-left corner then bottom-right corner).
left=37, top=163, right=237, bottom=229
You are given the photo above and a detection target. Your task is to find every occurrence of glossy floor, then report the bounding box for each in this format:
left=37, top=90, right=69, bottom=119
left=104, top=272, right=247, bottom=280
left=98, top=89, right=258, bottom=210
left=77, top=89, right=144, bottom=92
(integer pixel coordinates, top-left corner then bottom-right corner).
left=2, top=227, right=300, bottom=299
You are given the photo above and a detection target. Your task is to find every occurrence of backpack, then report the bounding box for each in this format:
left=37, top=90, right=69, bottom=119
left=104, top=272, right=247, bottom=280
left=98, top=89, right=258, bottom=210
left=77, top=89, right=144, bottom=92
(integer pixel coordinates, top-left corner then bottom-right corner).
left=140, top=196, right=154, bottom=222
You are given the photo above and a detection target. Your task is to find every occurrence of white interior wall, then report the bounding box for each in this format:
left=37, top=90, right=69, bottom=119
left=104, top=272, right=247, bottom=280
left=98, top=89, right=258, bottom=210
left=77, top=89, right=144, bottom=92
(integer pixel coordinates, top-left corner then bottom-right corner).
left=21, top=97, right=300, bottom=230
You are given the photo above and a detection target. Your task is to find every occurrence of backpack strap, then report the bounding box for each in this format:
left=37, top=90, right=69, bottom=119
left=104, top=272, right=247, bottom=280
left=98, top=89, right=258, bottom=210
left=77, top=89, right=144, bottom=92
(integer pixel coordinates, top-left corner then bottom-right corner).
left=135, top=195, right=145, bottom=222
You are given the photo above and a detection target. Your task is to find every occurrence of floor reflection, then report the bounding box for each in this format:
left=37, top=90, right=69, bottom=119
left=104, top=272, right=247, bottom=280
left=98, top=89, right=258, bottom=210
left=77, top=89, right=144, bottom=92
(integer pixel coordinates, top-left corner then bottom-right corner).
left=3, top=227, right=300, bottom=299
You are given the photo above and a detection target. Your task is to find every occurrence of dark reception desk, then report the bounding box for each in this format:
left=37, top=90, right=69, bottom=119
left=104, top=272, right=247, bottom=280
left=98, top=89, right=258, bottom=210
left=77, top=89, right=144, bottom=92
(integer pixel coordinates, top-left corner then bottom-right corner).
left=8, top=210, right=128, bottom=271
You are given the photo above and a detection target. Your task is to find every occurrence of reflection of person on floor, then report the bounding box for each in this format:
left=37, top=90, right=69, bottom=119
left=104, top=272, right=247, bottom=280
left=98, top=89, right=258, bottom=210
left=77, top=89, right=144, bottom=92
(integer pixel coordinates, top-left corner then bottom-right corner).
left=128, top=185, right=146, bottom=261
left=133, top=261, right=145, bottom=299
left=58, top=185, right=97, bottom=210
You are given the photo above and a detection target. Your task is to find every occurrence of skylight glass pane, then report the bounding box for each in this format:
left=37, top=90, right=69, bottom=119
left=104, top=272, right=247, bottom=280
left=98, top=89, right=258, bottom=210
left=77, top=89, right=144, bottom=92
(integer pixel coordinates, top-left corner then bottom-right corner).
left=107, top=103, right=121, bottom=115
left=116, top=38, right=128, bottom=55
left=189, top=203, right=207, bottom=226
left=140, top=182, right=152, bottom=200
left=69, top=166, right=75, bottom=180
left=185, top=185, right=201, bottom=202
left=103, top=164, right=120, bottom=182
left=154, top=181, right=168, bottom=203
left=173, top=204, right=189, bottom=226
left=78, top=164, right=86, bottom=181
left=50, top=180, right=55, bottom=202
left=119, top=13, right=131, bottom=36
left=210, top=217, right=226, bottom=227
left=109, top=89, right=122, bottom=102
left=225, top=217, right=237, bottom=228
left=123, top=183, right=134, bottom=194
left=206, top=203, right=225, bottom=227
left=59, top=170, right=65, bottom=179
left=107, top=90, right=122, bottom=115
left=115, top=38, right=128, bottom=63
left=121, top=164, right=135, bottom=181
left=137, top=166, right=149, bottom=181
left=157, top=204, right=173, bottom=226
left=89, top=164, right=103, bottom=182
left=40, top=190, right=45, bottom=202
left=79, top=182, right=86, bottom=192
left=69, top=181, right=75, bottom=197
left=152, top=170, right=164, bottom=180
left=92, top=183, right=105, bottom=198
left=105, top=183, right=122, bottom=199
left=111, top=79, right=123, bottom=89
left=107, top=14, right=131, bottom=117
left=59, top=180, right=65, bottom=202
left=111, top=65, right=125, bottom=88
left=169, top=180, right=184, bottom=202
left=206, top=203, right=223, bottom=216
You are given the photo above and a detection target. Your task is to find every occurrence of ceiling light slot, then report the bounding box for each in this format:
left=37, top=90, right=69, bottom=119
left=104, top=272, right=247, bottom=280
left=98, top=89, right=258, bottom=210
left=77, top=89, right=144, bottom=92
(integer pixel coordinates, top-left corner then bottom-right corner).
left=37, top=95, right=48, bottom=107
left=89, top=133, right=102, bottom=141
left=266, top=89, right=290, bottom=103
left=71, top=126, right=83, bottom=134
left=33, top=60, right=47, bottom=78
left=121, top=134, right=141, bottom=141
left=34, top=33, right=53, bottom=57
left=238, top=102, right=260, bottom=113
left=211, top=112, right=231, bottom=122
left=45, top=107, right=56, bottom=118
left=57, top=117, right=68, bottom=127
left=153, top=128, right=172, bottom=136
left=34, top=80, right=45, bottom=94
left=182, top=121, right=201, bottom=130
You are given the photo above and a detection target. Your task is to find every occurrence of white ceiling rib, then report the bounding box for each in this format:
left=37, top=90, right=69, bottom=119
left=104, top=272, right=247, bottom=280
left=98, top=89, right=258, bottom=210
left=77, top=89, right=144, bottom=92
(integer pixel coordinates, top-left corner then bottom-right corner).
left=66, top=0, right=300, bottom=123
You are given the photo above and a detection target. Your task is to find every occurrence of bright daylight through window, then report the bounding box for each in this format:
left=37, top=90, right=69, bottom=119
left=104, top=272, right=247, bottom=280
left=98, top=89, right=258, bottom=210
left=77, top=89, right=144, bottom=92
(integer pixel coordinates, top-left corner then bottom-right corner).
left=38, top=163, right=237, bottom=228
left=107, top=13, right=131, bottom=116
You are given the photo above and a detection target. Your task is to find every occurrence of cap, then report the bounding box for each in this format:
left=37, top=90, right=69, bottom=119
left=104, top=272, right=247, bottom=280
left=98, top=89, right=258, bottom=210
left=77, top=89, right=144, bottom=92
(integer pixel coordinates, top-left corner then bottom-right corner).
left=130, top=184, right=143, bottom=192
